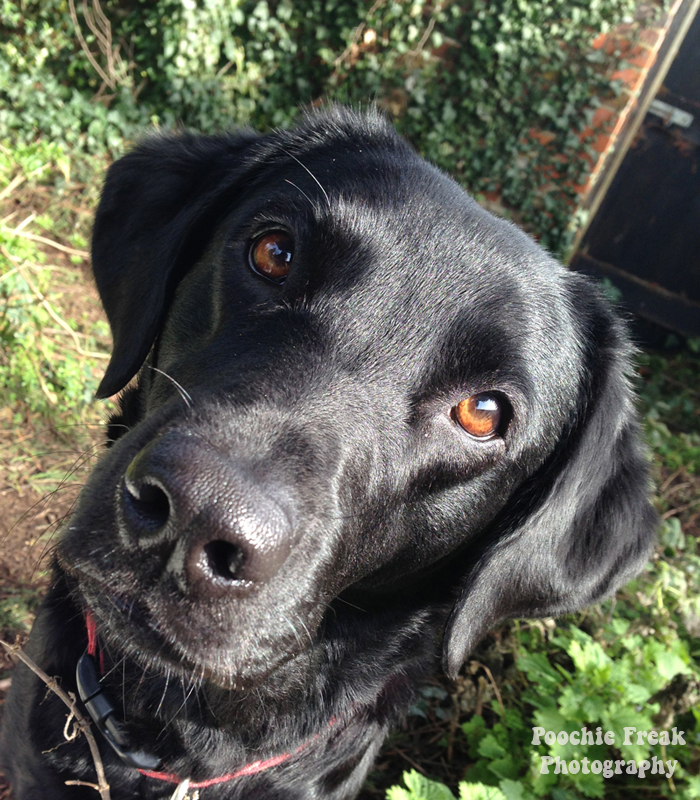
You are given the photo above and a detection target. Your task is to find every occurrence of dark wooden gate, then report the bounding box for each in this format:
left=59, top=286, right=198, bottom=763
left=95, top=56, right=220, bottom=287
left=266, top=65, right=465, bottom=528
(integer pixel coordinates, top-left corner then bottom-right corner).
left=571, top=4, right=700, bottom=339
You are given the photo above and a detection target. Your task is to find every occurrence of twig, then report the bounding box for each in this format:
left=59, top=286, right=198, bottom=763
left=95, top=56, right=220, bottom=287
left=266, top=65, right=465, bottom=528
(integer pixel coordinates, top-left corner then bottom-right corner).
left=408, top=15, right=438, bottom=57
left=14, top=213, right=36, bottom=233
left=390, top=747, right=427, bottom=774
left=43, top=327, right=110, bottom=359
left=661, top=500, right=699, bottom=520
left=0, top=160, right=55, bottom=203
left=83, top=0, right=114, bottom=80
left=0, top=638, right=112, bottom=800
left=407, top=1, right=446, bottom=59
left=472, top=661, right=505, bottom=716
left=26, top=350, right=59, bottom=406
left=661, top=744, right=676, bottom=793
left=446, top=711, right=458, bottom=762
left=0, top=267, right=18, bottom=284
left=216, top=60, right=235, bottom=78
left=659, top=467, right=683, bottom=494
left=0, top=245, right=107, bottom=359
left=0, top=173, right=26, bottom=202
left=66, top=781, right=103, bottom=790
left=2, top=227, right=89, bottom=258
left=658, top=373, right=700, bottom=398
left=68, top=0, right=116, bottom=90
left=332, top=0, right=385, bottom=71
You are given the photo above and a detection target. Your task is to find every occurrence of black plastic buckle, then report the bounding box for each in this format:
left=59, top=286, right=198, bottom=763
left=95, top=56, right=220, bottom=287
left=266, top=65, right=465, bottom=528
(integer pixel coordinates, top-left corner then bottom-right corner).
left=76, top=653, right=162, bottom=771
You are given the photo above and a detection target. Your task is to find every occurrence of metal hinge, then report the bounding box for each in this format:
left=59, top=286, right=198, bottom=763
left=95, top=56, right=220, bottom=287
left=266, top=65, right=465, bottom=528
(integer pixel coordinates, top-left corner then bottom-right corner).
left=648, top=98, right=694, bottom=128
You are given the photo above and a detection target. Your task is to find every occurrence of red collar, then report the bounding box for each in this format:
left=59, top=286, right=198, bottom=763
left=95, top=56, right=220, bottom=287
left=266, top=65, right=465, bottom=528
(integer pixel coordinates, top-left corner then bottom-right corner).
left=138, top=747, right=305, bottom=788
left=82, top=611, right=332, bottom=787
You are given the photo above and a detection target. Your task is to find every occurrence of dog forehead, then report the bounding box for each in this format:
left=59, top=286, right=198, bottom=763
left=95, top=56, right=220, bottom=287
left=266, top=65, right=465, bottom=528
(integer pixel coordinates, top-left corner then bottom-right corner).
left=297, top=168, right=574, bottom=362
left=263, top=127, right=567, bottom=303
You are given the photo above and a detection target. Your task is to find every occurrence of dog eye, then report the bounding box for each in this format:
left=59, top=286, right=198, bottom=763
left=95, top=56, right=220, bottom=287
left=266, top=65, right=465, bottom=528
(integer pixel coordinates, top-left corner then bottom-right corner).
left=452, top=393, right=505, bottom=439
left=249, top=231, right=294, bottom=282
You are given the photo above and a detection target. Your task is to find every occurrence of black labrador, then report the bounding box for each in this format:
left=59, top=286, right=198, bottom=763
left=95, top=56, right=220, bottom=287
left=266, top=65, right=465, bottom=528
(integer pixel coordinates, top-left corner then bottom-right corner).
left=1, top=108, right=656, bottom=799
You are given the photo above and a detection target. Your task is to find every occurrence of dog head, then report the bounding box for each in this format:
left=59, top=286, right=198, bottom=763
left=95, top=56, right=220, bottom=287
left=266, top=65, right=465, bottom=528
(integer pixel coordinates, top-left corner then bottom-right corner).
left=58, top=108, right=655, bottom=694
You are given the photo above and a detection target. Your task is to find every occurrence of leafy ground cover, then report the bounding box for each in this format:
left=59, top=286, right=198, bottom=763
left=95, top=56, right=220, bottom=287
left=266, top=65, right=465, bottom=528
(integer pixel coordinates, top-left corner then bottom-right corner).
left=0, top=141, right=111, bottom=673
left=2, top=0, right=654, bottom=258
left=357, top=340, right=700, bottom=799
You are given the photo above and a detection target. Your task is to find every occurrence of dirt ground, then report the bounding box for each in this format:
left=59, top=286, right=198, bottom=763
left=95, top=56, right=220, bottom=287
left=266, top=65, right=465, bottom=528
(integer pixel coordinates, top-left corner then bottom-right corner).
left=0, top=427, right=105, bottom=797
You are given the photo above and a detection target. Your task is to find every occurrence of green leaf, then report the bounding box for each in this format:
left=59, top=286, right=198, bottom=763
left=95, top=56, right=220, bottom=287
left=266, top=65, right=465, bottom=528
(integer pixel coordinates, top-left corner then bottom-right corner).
left=516, top=652, right=562, bottom=689
left=478, top=734, right=507, bottom=760
left=459, top=783, right=507, bottom=800
left=387, top=771, right=457, bottom=800
left=498, top=780, right=526, bottom=800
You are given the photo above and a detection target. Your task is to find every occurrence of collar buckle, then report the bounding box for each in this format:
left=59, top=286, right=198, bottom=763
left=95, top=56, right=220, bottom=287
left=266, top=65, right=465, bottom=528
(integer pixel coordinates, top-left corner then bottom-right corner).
left=76, top=652, right=162, bottom=771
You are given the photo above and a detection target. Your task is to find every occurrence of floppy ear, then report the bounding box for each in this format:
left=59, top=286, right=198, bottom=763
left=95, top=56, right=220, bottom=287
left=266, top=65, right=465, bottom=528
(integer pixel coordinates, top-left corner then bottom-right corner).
left=91, top=131, right=260, bottom=399
left=443, top=283, right=657, bottom=679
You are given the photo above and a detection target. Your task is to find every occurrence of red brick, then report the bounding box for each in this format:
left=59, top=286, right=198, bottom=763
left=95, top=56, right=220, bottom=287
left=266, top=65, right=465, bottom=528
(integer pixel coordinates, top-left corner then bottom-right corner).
left=592, top=106, right=616, bottom=129
left=592, top=35, right=646, bottom=58
left=562, top=177, right=591, bottom=196
left=639, top=28, right=662, bottom=47
left=626, top=51, right=656, bottom=69
left=528, top=127, right=557, bottom=146
left=615, top=37, right=634, bottom=56
left=611, top=68, right=645, bottom=92
left=591, top=32, right=609, bottom=50
left=592, top=133, right=612, bottom=153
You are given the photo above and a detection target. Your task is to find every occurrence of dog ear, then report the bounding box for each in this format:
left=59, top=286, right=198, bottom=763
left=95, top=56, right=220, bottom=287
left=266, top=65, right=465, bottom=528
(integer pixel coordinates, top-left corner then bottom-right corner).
left=91, top=131, right=260, bottom=399
left=443, top=284, right=657, bottom=679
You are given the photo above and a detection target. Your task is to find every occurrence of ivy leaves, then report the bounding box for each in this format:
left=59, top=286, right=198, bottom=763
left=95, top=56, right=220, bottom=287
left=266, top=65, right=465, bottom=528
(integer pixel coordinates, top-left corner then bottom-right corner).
left=2, top=0, right=642, bottom=255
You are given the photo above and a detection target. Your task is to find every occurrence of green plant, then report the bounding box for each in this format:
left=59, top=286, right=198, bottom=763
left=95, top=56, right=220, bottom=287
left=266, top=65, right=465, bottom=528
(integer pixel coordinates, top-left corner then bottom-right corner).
left=0, top=586, right=44, bottom=642
left=0, top=140, right=108, bottom=420
left=2, top=0, right=649, bottom=256
left=387, top=769, right=516, bottom=800
left=3, top=5, right=697, bottom=798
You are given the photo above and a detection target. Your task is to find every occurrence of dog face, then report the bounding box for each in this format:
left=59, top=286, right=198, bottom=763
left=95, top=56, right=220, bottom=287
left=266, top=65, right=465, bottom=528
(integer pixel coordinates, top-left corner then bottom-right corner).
left=58, top=110, right=655, bottom=692
left=4, top=108, right=655, bottom=797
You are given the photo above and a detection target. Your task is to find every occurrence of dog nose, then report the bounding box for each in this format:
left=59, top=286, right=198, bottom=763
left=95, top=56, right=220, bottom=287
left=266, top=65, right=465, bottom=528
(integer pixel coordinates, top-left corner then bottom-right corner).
left=121, top=437, right=294, bottom=594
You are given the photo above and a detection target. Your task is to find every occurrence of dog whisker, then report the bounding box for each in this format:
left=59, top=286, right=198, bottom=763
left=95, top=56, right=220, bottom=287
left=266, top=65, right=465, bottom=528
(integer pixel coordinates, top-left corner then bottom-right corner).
left=296, top=616, right=315, bottom=649
left=279, top=147, right=331, bottom=207
left=148, top=366, right=193, bottom=407
left=284, top=179, right=316, bottom=209
left=155, top=667, right=172, bottom=717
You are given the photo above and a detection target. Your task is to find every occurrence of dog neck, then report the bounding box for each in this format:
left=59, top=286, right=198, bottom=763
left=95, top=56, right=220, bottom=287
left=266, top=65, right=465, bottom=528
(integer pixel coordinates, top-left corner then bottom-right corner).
left=77, top=610, right=339, bottom=788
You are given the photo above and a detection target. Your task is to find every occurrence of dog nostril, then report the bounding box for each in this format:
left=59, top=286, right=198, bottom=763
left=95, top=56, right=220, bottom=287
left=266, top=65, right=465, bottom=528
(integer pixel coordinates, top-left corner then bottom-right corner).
left=202, top=540, right=245, bottom=582
left=124, top=478, right=170, bottom=531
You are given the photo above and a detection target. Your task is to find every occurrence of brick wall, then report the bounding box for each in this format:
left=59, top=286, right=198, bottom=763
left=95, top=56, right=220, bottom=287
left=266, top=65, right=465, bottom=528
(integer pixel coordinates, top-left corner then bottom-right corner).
left=581, top=0, right=688, bottom=206
left=480, top=0, right=691, bottom=255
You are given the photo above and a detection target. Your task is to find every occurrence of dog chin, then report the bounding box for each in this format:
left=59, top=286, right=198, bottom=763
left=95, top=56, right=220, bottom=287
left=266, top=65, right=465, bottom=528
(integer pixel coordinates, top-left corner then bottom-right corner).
left=71, top=579, right=304, bottom=691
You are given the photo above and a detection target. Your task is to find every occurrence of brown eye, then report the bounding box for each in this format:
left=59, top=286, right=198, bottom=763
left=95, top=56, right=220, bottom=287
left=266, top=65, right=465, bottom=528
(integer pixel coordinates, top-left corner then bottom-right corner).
left=249, top=231, right=294, bottom=281
left=453, top=393, right=503, bottom=439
